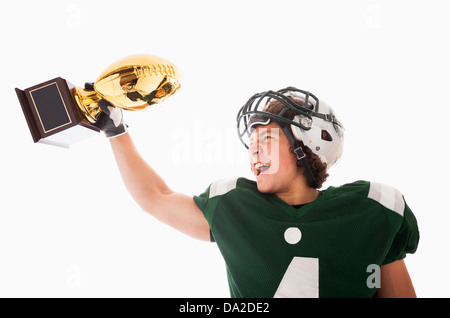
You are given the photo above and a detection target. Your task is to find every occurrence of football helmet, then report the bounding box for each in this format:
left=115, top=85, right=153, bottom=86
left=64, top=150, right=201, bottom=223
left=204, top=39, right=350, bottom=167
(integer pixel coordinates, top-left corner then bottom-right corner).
left=237, top=87, right=344, bottom=167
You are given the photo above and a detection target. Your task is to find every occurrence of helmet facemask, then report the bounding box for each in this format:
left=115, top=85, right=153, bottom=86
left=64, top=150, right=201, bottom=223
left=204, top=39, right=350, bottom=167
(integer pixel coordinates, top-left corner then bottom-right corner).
left=237, top=87, right=317, bottom=148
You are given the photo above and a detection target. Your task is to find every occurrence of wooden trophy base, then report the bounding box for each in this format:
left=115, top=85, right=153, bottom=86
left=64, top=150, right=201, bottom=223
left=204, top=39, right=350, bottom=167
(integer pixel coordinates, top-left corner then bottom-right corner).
left=16, top=77, right=100, bottom=148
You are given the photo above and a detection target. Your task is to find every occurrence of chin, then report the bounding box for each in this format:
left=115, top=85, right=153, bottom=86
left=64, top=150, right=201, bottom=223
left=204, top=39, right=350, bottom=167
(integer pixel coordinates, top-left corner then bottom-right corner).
left=256, top=183, right=270, bottom=193
left=255, top=174, right=276, bottom=193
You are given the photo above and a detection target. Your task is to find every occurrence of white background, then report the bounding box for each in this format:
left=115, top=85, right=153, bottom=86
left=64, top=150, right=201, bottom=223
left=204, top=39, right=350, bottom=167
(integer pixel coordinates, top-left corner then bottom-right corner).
left=1, top=0, right=448, bottom=297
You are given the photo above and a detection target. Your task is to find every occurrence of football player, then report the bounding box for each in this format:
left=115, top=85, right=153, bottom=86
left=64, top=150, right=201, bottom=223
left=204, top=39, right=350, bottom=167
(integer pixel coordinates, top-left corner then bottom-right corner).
left=96, top=87, right=419, bottom=297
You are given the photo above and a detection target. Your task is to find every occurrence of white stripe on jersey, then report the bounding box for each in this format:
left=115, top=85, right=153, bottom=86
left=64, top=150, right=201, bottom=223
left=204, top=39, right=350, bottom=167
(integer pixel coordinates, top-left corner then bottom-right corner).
left=368, top=182, right=405, bottom=216
left=209, top=178, right=238, bottom=198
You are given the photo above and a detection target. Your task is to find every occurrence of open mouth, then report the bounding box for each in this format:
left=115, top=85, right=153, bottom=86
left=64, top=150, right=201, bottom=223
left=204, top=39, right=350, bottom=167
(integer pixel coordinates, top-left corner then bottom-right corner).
left=253, top=162, right=271, bottom=176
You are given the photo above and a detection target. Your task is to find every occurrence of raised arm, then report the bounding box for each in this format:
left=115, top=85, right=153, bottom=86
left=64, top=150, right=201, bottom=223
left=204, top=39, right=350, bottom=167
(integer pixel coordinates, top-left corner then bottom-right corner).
left=94, top=98, right=210, bottom=241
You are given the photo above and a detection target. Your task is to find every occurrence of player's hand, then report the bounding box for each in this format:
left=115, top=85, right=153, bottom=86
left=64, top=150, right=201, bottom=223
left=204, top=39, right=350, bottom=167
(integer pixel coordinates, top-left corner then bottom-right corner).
left=96, top=99, right=128, bottom=138
left=84, top=82, right=128, bottom=138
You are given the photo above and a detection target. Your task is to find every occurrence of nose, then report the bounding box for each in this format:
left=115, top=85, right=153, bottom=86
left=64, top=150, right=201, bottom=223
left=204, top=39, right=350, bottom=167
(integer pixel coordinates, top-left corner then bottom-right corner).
left=249, top=141, right=264, bottom=158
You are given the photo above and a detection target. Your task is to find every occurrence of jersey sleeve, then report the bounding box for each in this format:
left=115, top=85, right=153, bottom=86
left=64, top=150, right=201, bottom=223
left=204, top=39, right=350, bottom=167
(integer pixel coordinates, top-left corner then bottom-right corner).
left=193, top=185, right=216, bottom=242
left=383, top=200, right=420, bottom=265
left=366, top=181, right=419, bottom=265
left=193, top=184, right=213, bottom=224
left=193, top=178, right=239, bottom=225
left=193, top=178, right=240, bottom=243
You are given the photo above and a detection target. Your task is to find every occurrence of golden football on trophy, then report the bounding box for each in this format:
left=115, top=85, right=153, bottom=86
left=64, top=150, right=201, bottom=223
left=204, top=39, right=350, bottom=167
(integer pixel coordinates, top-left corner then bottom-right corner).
left=74, top=54, right=182, bottom=123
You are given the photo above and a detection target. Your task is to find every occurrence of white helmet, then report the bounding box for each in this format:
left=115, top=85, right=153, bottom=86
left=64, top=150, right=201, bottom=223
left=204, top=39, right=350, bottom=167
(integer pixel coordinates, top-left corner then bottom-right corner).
left=290, top=98, right=344, bottom=167
left=237, top=87, right=344, bottom=170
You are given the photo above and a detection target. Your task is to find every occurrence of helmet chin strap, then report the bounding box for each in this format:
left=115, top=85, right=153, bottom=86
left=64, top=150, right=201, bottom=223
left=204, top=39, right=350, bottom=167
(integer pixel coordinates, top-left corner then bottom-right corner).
left=279, top=125, right=318, bottom=189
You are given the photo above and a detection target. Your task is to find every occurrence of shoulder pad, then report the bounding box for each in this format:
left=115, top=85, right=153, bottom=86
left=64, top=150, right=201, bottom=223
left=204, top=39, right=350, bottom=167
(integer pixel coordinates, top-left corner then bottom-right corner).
left=209, top=178, right=239, bottom=199
left=367, top=182, right=405, bottom=216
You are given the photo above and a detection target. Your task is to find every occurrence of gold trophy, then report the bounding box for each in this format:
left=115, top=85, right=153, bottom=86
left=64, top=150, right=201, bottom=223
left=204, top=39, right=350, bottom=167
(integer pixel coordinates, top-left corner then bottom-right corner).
left=15, top=54, right=181, bottom=147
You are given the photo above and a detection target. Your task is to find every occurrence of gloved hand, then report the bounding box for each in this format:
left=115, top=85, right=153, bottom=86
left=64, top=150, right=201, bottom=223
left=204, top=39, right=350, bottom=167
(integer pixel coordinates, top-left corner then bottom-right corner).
left=84, top=82, right=128, bottom=138
left=96, top=99, right=128, bottom=138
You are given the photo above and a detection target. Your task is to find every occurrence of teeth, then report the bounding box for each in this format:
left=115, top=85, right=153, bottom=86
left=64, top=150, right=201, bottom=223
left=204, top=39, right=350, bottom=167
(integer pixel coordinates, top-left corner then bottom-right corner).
left=254, top=162, right=270, bottom=170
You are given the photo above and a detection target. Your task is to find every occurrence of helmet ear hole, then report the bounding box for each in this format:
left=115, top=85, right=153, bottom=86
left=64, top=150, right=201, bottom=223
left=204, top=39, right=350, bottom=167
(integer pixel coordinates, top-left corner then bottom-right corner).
left=321, top=130, right=333, bottom=142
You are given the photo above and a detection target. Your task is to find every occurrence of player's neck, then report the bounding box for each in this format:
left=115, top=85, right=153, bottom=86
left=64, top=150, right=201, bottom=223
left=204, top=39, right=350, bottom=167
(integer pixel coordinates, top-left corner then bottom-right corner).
left=274, top=181, right=320, bottom=206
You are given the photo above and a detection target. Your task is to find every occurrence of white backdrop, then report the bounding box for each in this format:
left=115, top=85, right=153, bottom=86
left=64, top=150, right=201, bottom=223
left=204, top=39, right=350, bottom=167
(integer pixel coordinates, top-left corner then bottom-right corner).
left=1, top=0, right=448, bottom=297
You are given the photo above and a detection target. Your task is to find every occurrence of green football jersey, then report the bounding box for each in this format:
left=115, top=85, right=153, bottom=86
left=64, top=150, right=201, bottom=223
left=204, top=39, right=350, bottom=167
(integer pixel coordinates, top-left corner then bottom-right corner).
left=194, top=178, right=419, bottom=298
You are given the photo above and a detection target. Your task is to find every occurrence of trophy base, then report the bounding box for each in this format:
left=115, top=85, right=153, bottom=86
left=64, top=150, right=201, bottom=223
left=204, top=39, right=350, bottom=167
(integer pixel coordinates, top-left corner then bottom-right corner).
left=16, top=77, right=100, bottom=148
